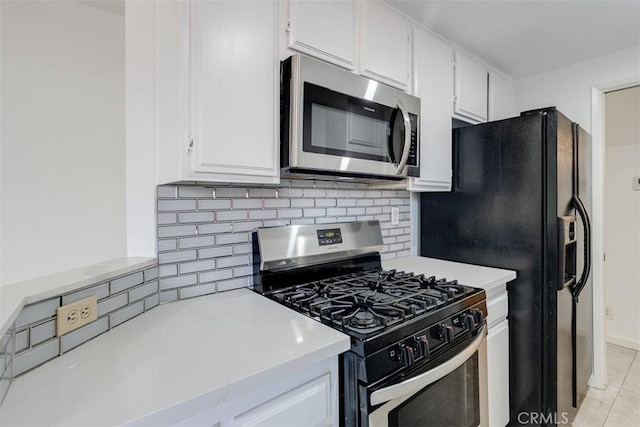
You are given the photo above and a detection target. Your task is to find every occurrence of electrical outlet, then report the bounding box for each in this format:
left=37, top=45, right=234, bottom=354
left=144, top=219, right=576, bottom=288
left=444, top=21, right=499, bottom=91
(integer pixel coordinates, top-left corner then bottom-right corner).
left=56, top=295, right=98, bottom=336
left=605, top=306, right=613, bottom=320
left=391, top=207, right=400, bottom=225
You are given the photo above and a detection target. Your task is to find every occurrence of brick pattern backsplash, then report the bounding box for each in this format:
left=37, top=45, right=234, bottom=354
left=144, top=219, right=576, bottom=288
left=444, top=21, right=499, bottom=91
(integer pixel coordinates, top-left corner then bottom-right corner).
left=157, top=179, right=412, bottom=302
left=0, top=264, right=159, bottom=405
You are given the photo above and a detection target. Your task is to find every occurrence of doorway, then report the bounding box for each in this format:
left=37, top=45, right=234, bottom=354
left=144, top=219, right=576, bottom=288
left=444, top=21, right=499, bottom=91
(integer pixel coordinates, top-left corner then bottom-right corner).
left=603, top=86, right=640, bottom=350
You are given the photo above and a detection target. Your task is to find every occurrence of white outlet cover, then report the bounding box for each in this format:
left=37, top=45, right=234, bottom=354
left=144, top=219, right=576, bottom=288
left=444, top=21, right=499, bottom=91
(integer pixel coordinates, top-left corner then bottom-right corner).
left=391, top=207, right=400, bottom=225
left=633, top=176, right=640, bottom=191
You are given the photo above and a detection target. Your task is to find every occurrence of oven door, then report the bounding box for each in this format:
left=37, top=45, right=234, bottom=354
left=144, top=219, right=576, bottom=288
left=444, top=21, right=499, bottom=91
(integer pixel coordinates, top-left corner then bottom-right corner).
left=368, top=325, right=489, bottom=427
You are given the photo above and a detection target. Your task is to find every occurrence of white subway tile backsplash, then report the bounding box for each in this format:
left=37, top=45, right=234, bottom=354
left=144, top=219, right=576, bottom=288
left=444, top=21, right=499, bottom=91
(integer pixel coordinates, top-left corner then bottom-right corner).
left=30, top=320, right=56, bottom=347
left=217, top=277, right=250, bottom=292
left=14, top=331, right=28, bottom=353
left=157, top=186, right=177, bottom=198
left=248, top=209, right=277, bottom=220
left=158, top=250, right=197, bottom=265
left=278, top=209, right=303, bottom=219
left=157, top=213, right=178, bottom=225
left=216, top=256, right=249, bottom=269
left=278, top=188, right=303, bottom=198
left=216, top=233, right=248, bottom=245
left=159, top=275, right=198, bottom=290
left=158, top=225, right=197, bottom=238
left=215, top=187, right=248, bottom=198
left=179, top=236, right=215, bottom=249
left=98, top=293, right=128, bottom=317
left=60, top=317, right=109, bottom=354
left=198, top=246, right=233, bottom=259
left=199, top=269, right=233, bottom=284
left=198, top=223, right=233, bottom=235
left=156, top=180, right=411, bottom=301
left=179, top=260, right=216, bottom=274
left=178, top=186, right=214, bottom=198
left=197, top=199, right=232, bottom=210
left=216, top=210, right=248, bottom=222
left=158, top=239, right=178, bottom=252
left=14, top=339, right=59, bottom=376
left=110, top=301, right=144, bottom=328
left=179, top=212, right=215, bottom=224
left=232, top=198, right=263, bottom=209
left=62, top=283, right=110, bottom=305
left=157, top=199, right=196, bottom=211
left=159, top=264, right=178, bottom=277
left=179, top=284, right=216, bottom=299
left=263, top=198, right=290, bottom=208
left=144, top=267, right=159, bottom=282
left=111, top=272, right=144, bottom=295
left=144, top=294, right=160, bottom=311
left=15, top=298, right=60, bottom=329
left=129, top=281, right=159, bottom=303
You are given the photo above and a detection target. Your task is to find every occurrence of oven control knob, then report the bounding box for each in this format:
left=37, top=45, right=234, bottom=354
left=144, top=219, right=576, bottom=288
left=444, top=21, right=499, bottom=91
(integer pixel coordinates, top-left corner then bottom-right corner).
left=464, top=313, right=477, bottom=330
left=471, top=309, right=484, bottom=324
left=398, top=344, right=415, bottom=367
left=415, top=335, right=430, bottom=357
left=439, top=324, right=454, bottom=342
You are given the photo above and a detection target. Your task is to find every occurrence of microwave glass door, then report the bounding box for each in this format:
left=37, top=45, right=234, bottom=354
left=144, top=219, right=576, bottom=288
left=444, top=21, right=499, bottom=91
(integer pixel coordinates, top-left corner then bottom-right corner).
left=303, top=83, right=406, bottom=165
left=388, top=353, right=480, bottom=427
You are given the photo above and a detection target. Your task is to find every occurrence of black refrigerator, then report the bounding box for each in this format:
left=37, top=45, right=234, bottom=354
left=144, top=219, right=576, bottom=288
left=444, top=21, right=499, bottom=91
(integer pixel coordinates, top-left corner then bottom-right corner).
left=420, top=107, right=593, bottom=426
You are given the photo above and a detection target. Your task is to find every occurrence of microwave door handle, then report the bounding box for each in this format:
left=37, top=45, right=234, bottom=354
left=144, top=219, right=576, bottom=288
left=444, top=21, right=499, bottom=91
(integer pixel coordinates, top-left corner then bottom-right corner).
left=370, top=324, right=487, bottom=406
left=394, top=99, right=412, bottom=175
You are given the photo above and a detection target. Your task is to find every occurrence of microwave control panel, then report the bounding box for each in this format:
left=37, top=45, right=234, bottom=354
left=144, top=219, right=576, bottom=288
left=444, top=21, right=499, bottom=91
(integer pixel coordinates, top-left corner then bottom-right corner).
left=407, top=114, right=418, bottom=167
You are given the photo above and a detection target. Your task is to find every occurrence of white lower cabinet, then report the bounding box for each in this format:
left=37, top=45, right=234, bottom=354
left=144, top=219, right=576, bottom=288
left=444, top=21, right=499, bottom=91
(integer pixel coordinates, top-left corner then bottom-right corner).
left=168, top=357, right=338, bottom=427
left=485, top=286, right=510, bottom=427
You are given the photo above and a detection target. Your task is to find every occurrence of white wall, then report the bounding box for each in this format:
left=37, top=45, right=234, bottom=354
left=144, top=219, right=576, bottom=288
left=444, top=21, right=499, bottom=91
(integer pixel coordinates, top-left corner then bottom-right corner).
left=517, top=46, right=640, bottom=131
left=604, top=86, right=640, bottom=349
left=0, top=1, right=126, bottom=285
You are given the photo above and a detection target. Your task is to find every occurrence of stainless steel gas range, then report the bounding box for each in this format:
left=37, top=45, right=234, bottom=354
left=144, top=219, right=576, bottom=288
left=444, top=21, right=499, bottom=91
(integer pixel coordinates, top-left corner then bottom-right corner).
left=252, top=221, right=489, bottom=427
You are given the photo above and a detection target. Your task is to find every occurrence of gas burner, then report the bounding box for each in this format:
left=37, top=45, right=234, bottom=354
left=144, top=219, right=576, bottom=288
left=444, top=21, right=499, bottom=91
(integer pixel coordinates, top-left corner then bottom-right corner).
left=353, top=311, right=375, bottom=326
left=267, top=268, right=476, bottom=336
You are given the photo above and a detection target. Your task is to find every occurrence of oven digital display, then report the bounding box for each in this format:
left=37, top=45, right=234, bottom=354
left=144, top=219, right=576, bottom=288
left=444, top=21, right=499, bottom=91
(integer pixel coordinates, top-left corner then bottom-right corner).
left=317, top=228, right=343, bottom=246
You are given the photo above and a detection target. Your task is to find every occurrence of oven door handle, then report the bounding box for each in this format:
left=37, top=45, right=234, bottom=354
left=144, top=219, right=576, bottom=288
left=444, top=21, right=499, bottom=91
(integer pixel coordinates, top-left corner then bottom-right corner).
left=370, top=324, right=487, bottom=406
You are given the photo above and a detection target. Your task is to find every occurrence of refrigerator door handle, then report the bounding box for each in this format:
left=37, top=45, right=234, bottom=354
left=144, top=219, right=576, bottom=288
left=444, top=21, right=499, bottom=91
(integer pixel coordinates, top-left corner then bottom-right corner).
left=572, top=194, right=591, bottom=300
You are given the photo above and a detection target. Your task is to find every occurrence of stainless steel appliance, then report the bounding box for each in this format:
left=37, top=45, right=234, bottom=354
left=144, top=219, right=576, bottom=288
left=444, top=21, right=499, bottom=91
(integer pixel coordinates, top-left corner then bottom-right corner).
left=253, top=221, right=488, bottom=426
left=420, top=107, right=593, bottom=424
left=280, top=54, right=420, bottom=180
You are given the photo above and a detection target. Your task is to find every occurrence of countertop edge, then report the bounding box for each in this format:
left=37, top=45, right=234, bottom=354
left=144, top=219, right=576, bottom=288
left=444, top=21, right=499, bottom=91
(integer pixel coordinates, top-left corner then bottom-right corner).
left=383, top=256, right=517, bottom=296
left=0, top=257, right=157, bottom=337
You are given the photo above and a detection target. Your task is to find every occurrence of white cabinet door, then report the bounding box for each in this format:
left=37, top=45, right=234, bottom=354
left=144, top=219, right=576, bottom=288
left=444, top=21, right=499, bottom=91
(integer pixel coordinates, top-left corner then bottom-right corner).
left=489, top=70, right=518, bottom=121
left=407, top=27, right=453, bottom=192
left=188, top=0, right=279, bottom=184
left=487, top=321, right=510, bottom=427
left=360, top=1, right=411, bottom=90
left=233, top=373, right=331, bottom=427
left=286, top=0, right=356, bottom=70
left=453, top=50, right=488, bottom=123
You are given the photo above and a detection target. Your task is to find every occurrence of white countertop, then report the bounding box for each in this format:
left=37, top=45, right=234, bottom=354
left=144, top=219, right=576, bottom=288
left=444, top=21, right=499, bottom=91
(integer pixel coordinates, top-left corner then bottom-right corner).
left=383, top=256, right=516, bottom=297
left=0, top=288, right=350, bottom=426
left=0, top=257, right=157, bottom=337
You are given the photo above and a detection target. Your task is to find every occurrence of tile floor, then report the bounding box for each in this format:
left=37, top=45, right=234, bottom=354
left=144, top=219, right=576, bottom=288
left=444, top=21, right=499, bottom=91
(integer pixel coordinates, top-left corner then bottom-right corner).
left=572, top=343, right=640, bottom=426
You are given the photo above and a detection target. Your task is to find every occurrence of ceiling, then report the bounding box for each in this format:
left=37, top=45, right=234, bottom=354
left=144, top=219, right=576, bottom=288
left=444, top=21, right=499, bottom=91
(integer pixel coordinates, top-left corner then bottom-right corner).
left=386, top=0, right=640, bottom=79
left=76, top=0, right=124, bottom=17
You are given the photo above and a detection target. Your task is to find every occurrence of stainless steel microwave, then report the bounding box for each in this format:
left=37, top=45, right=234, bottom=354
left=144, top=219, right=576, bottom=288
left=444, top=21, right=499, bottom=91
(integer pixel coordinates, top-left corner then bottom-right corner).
left=281, top=54, right=420, bottom=180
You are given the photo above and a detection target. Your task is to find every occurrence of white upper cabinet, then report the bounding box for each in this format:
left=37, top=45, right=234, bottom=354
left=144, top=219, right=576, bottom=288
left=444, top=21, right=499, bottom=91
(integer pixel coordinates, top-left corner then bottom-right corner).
left=360, top=1, right=411, bottom=90
left=408, top=27, right=453, bottom=192
left=489, top=70, right=519, bottom=121
left=156, top=0, right=279, bottom=185
left=286, top=0, right=356, bottom=70
left=453, top=50, right=488, bottom=123
left=188, top=0, right=279, bottom=183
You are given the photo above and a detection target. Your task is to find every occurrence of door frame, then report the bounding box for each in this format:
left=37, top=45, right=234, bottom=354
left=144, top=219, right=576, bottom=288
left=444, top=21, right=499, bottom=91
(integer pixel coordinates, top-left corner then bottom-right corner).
left=589, top=77, right=640, bottom=389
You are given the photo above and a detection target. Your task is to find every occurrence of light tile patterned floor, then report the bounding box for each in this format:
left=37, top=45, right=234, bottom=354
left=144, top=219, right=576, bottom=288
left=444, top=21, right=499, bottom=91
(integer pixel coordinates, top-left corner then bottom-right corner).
left=572, top=343, right=640, bottom=426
